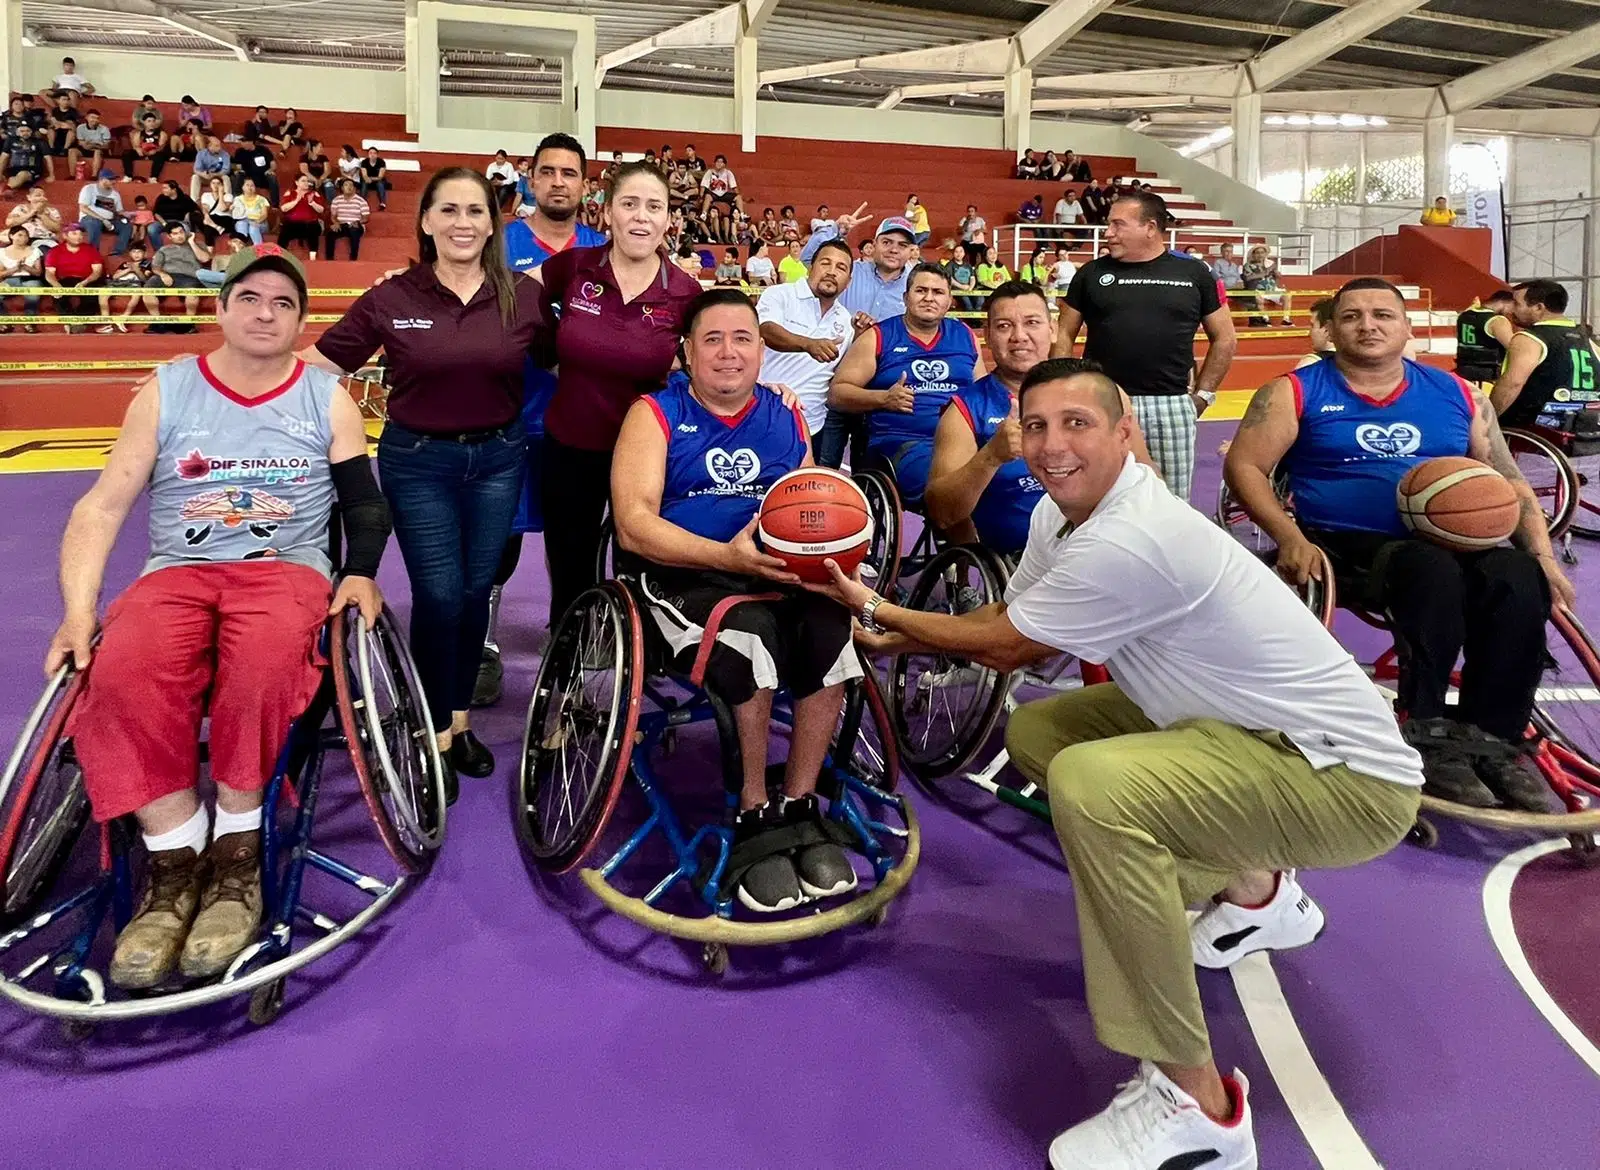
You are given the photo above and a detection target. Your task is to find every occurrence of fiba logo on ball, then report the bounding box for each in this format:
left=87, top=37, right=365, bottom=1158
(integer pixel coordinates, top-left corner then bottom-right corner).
left=1098, top=272, right=1116, bottom=286
left=1354, top=422, right=1421, bottom=458
left=706, top=447, right=760, bottom=487
left=911, top=359, right=950, bottom=383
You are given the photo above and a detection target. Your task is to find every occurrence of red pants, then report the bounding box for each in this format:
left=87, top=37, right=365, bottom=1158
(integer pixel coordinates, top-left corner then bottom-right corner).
left=69, top=562, right=331, bottom=822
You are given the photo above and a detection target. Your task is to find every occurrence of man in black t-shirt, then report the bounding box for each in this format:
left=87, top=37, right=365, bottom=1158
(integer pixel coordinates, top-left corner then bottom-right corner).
left=1053, top=190, right=1237, bottom=501
left=4, top=125, right=45, bottom=192
left=358, top=148, right=388, bottom=210
left=231, top=135, right=281, bottom=204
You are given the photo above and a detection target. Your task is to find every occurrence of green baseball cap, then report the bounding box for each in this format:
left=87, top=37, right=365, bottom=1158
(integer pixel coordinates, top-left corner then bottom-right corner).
left=220, top=243, right=309, bottom=307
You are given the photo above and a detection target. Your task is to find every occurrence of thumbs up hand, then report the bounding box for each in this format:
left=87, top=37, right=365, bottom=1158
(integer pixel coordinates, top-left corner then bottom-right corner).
left=884, top=373, right=915, bottom=413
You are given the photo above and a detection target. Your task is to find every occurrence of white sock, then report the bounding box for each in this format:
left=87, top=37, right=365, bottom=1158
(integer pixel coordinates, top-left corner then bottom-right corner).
left=213, top=804, right=264, bottom=838
left=143, top=805, right=210, bottom=856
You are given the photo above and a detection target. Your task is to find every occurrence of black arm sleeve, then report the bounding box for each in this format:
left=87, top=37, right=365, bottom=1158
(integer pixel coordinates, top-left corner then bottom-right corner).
left=330, top=454, right=391, bottom=579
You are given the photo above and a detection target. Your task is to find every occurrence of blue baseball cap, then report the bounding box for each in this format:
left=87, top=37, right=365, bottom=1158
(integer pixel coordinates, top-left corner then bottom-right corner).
left=874, top=215, right=917, bottom=240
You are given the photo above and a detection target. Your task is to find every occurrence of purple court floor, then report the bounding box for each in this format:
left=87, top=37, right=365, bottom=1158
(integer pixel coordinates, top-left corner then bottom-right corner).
left=2, top=424, right=1597, bottom=1170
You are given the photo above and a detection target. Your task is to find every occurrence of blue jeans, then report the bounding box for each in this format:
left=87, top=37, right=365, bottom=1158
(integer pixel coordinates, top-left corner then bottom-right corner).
left=361, top=177, right=389, bottom=205
left=81, top=216, right=131, bottom=254
left=377, top=420, right=527, bottom=730
left=1, top=275, right=43, bottom=316
left=196, top=268, right=225, bottom=287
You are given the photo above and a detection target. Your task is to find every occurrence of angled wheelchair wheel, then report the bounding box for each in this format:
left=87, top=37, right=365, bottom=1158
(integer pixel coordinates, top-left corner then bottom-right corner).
left=1506, top=428, right=1579, bottom=539
left=331, top=609, right=447, bottom=873
left=1297, top=546, right=1336, bottom=630
left=890, top=544, right=1013, bottom=783
left=1568, top=450, right=1600, bottom=541
left=516, top=581, right=644, bottom=874
left=0, top=666, right=91, bottom=929
left=831, top=649, right=901, bottom=794
left=853, top=469, right=901, bottom=588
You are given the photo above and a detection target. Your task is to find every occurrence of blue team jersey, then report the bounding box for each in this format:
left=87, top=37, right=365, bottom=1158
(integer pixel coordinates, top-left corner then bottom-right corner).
left=504, top=220, right=607, bottom=273
left=865, top=315, right=980, bottom=453
left=650, top=376, right=809, bottom=543
left=950, top=375, right=1043, bottom=555
left=1281, top=357, right=1476, bottom=537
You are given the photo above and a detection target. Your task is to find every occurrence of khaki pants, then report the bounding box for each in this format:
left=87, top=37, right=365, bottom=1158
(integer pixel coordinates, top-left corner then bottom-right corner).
left=1006, top=683, right=1419, bottom=1067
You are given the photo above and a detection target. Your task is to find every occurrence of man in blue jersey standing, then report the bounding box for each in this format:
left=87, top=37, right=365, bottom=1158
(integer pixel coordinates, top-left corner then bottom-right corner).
left=1225, top=277, right=1573, bottom=812
left=802, top=205, right=919, bottom=466
left=474, top=132, right=609, bottom=705
left=827, top=263, right=985, bottom=507
left=610, top=288, right=860, bottom=914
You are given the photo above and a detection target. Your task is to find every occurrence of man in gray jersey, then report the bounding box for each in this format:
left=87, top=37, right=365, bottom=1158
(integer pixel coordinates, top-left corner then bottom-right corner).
left=44, top=244, right=392, bottom=991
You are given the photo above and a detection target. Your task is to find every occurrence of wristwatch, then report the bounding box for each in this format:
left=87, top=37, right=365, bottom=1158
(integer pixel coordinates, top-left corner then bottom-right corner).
left=860, top=593, right=888, bottom=634
left=1194, top=388, right=1217, bottom=408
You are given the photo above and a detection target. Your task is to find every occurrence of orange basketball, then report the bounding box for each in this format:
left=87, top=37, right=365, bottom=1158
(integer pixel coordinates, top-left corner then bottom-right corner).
left=1397, top=456, right=1519, bottom=551
left=757, top=468, right=873, bottom=584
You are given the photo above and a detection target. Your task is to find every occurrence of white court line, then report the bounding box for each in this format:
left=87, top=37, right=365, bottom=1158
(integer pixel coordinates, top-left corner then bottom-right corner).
left=1482, top=839, right=1600, bottom=1079
left=1230, top=952, right=1385, bottom=1170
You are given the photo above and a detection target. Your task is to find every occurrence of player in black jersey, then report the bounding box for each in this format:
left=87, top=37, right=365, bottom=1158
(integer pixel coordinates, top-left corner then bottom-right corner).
left=1492, top=280, right=1600, bottom=430
left=1455, top=289, right=1512, bottom=385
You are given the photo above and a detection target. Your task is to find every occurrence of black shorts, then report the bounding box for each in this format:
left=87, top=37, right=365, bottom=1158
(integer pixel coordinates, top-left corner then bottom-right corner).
left=636, top=565, right=859, bottom=706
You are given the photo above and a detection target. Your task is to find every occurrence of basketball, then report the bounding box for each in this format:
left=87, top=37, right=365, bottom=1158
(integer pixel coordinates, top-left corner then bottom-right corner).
left=1396, top=457, right=1520, bottom=551
left=757, top=468, right=873, bottom=584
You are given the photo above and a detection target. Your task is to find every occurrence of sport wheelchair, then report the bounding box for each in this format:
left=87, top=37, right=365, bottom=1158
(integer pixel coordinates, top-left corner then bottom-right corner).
left=513, top=541, right=918, bottom=977
left=0, top=603, right=446, bottom=1035
left=1214, top=474, right=1600, bottom=857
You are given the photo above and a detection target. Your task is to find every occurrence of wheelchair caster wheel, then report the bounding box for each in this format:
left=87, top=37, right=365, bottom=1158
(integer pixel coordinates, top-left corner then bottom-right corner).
left=1568, top=832, right=1600, bottom=865
left=1407, top=816, right=1439, bottom=850
left=248, top=977, right=286, bottom=1026
left=700, top=942, right=728, bottom=976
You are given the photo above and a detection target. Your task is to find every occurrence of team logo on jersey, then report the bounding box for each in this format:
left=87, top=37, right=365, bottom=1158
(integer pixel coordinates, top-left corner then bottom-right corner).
left=175, top=449, right=312, bottom=485
left=1098, top=272, right=1116, bottom=286
left=706, top=447, right=761, bottom=487
left=911, top=359, right=951, bottom=383
left=179, top=484, right=295, bottom=529
left=571, top=281, right=604, bottom=316
left=1319, top=403, right=1345, bottom=413
left=1354, top=422, right=1421, bottom=457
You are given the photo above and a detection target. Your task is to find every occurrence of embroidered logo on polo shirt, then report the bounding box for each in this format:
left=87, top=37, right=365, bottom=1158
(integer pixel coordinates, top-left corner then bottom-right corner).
left=392, top=318, right=433, bottom=330
left=571, top=281, right=603, bottom=316
left=581, top=280, right=604, bottom=300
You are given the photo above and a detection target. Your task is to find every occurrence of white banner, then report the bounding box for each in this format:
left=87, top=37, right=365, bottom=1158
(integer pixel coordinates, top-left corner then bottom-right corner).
left=1463, top=188, right=1507, bottom=280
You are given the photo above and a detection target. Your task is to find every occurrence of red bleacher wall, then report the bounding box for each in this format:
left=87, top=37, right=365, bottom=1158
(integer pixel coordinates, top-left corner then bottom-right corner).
left=1317, top=225, right=1500, bottom=309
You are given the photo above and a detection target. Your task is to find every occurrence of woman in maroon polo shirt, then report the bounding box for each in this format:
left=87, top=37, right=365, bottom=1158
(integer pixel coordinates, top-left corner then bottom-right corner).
left=536, top=161, right=703, bottom=625
left=303, top=167, right=550, bottom=793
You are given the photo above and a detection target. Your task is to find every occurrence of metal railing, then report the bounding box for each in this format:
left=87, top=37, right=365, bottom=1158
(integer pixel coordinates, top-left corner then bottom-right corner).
left=990, top=225, right=1316, bottom=275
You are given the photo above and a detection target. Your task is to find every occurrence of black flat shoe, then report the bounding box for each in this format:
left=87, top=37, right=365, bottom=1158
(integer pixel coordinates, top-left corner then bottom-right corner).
left=449, top=730, right=495, bottom=778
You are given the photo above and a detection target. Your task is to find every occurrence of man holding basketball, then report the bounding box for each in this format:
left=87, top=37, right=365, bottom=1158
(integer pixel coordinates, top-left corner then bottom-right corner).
left=1225, top=277, right=1571, bottom=812
left=611, top=288, right=860, bottom=915
left=812, top=356, right=1422, bottom=1170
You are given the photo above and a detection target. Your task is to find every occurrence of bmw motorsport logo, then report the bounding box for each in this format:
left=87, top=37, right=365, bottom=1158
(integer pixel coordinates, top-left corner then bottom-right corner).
left=1098, top=272, right=1116, bottom=286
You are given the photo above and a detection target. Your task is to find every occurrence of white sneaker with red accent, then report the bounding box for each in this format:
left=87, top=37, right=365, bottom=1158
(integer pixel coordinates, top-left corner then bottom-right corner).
left=1047, top=1062, right=1257, bottom=1170
left=1190, top=870, right=1325, bottom=970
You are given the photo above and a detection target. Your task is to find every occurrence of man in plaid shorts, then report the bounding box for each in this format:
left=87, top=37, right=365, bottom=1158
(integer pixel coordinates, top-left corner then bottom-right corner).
left=1052, top=190, right=1237, bottom=501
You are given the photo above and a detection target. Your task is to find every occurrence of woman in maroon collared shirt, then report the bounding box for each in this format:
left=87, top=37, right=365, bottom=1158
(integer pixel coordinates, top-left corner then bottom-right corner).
left=303, top=167, right=550, bottom=792
left=536, top=161, right=703, bottom=625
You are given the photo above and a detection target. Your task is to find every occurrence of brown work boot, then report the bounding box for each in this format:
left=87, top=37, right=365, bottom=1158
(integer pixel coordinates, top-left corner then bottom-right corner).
left=109, top=847, right=206, bottom=990
left=179, top=831, right=264, bottom=980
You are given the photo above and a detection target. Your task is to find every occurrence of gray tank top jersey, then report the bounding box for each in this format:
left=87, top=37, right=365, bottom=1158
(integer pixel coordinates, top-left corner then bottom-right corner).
left=145, top=356, right=338, bottom=578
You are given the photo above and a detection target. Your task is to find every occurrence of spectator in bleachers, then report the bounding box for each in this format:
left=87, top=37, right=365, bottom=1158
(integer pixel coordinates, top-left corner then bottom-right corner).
left=139, top=222, right=209, bottom=333
left=40, top=57, right=95, bottom=110
left=1019, top=244, right=1051, bottom=288
left=511, top=157, right=534, bottom=216
left=642, top=149, right=658, bottom=168
left=960, top=204, right=987, bottom=245
left=745, top=239, right=777, bottom=287
left=121, top=113, right=168, bottom=183
left=1210, top=243, right=1243, bottom=295
left=277, top=109, right=306, bottom=154
left=43, top=93, right=79, bottom=181
left=232, top=134, right=280, bottom=204
left=190, top=134, right=231, bottom=200
left=3, top=124, right=45, bottom=193
left=245, top=105, right=276, bottom=145
left=102, top=242, right=153, bottom=331
left=0, top=224, right=45, bottom=332
left=8, top=186, right=63, bottom=250
left=4, top=96, right=48, bottom=139
left=1295, top=297, right=1336, bottom=369
left=149, top=180, right=199, bottom=250
left=659, top=145, right=675, bottom=170
left=486, top=149, right=517, bottom=211
left=337, top=144, right=362, bottom=192
left=1036, top=150, right=1062, bottom=182
left=668, top=160, right=697, bottom=213
left=300, top=139, right=335, bottom=202
left=128, top=195, right=154, bottom=247
left=976, top=244, right=1012, bottom=294
left=130, top=95, right=164, bottom=129
left=673, top=240, right=704, bottom=278
left=326, top=179, right=370, bottom=260
left=859, top=240, right=875, bottom=262
left=359, top=147, right=388, bottom=210
left=198, top=175, right=238, bottom=242
left=1242, top=244, right=1292, bottom=326
left=581, top=177, right=606, bottom=230
left=600, top=150, right=624, bottom=185
left=1018, top=194, right=1044, bottom=224
left=278, top=175, right=326, bottom=260
left=1053, top=187, right=1083, bottom=235
left=811, top=204, right=831, bottom=234
left=1063, top=149, right=1091, bottom=182
left=168, top=120, right=206, bottom=173
left=1420, top=195, right=1456, bottom=226
left=778, top=239, right=807, bottom=284
left=701, top=153, right=741, bottom=243
left=950, top=242, right=980, bottom=312
left=1016, top=149, right=1041, bottom=180
left=1079, top=179, right=1108, bottom=224
left=74, top=109, right=112, bottom=179
left=233, top=179, right=270, bottom=245
left=779, top=205, right=801, bottom=241
left=682, top=144, right=706, bottom=175
left=1051, top=244, right=1077, bottom=298
left=77, top=170, right=131, bottom=255
left=177, top=95, right=212, bottom=130
left=196, top=232, right=244, bottom=288
left=904, top=194, right=931, bottom=246
left=714, top=247, right=744, bottom=286
left=756, top=207, right=780, bottom=245
left=44, top=223, right=104, bottom=334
